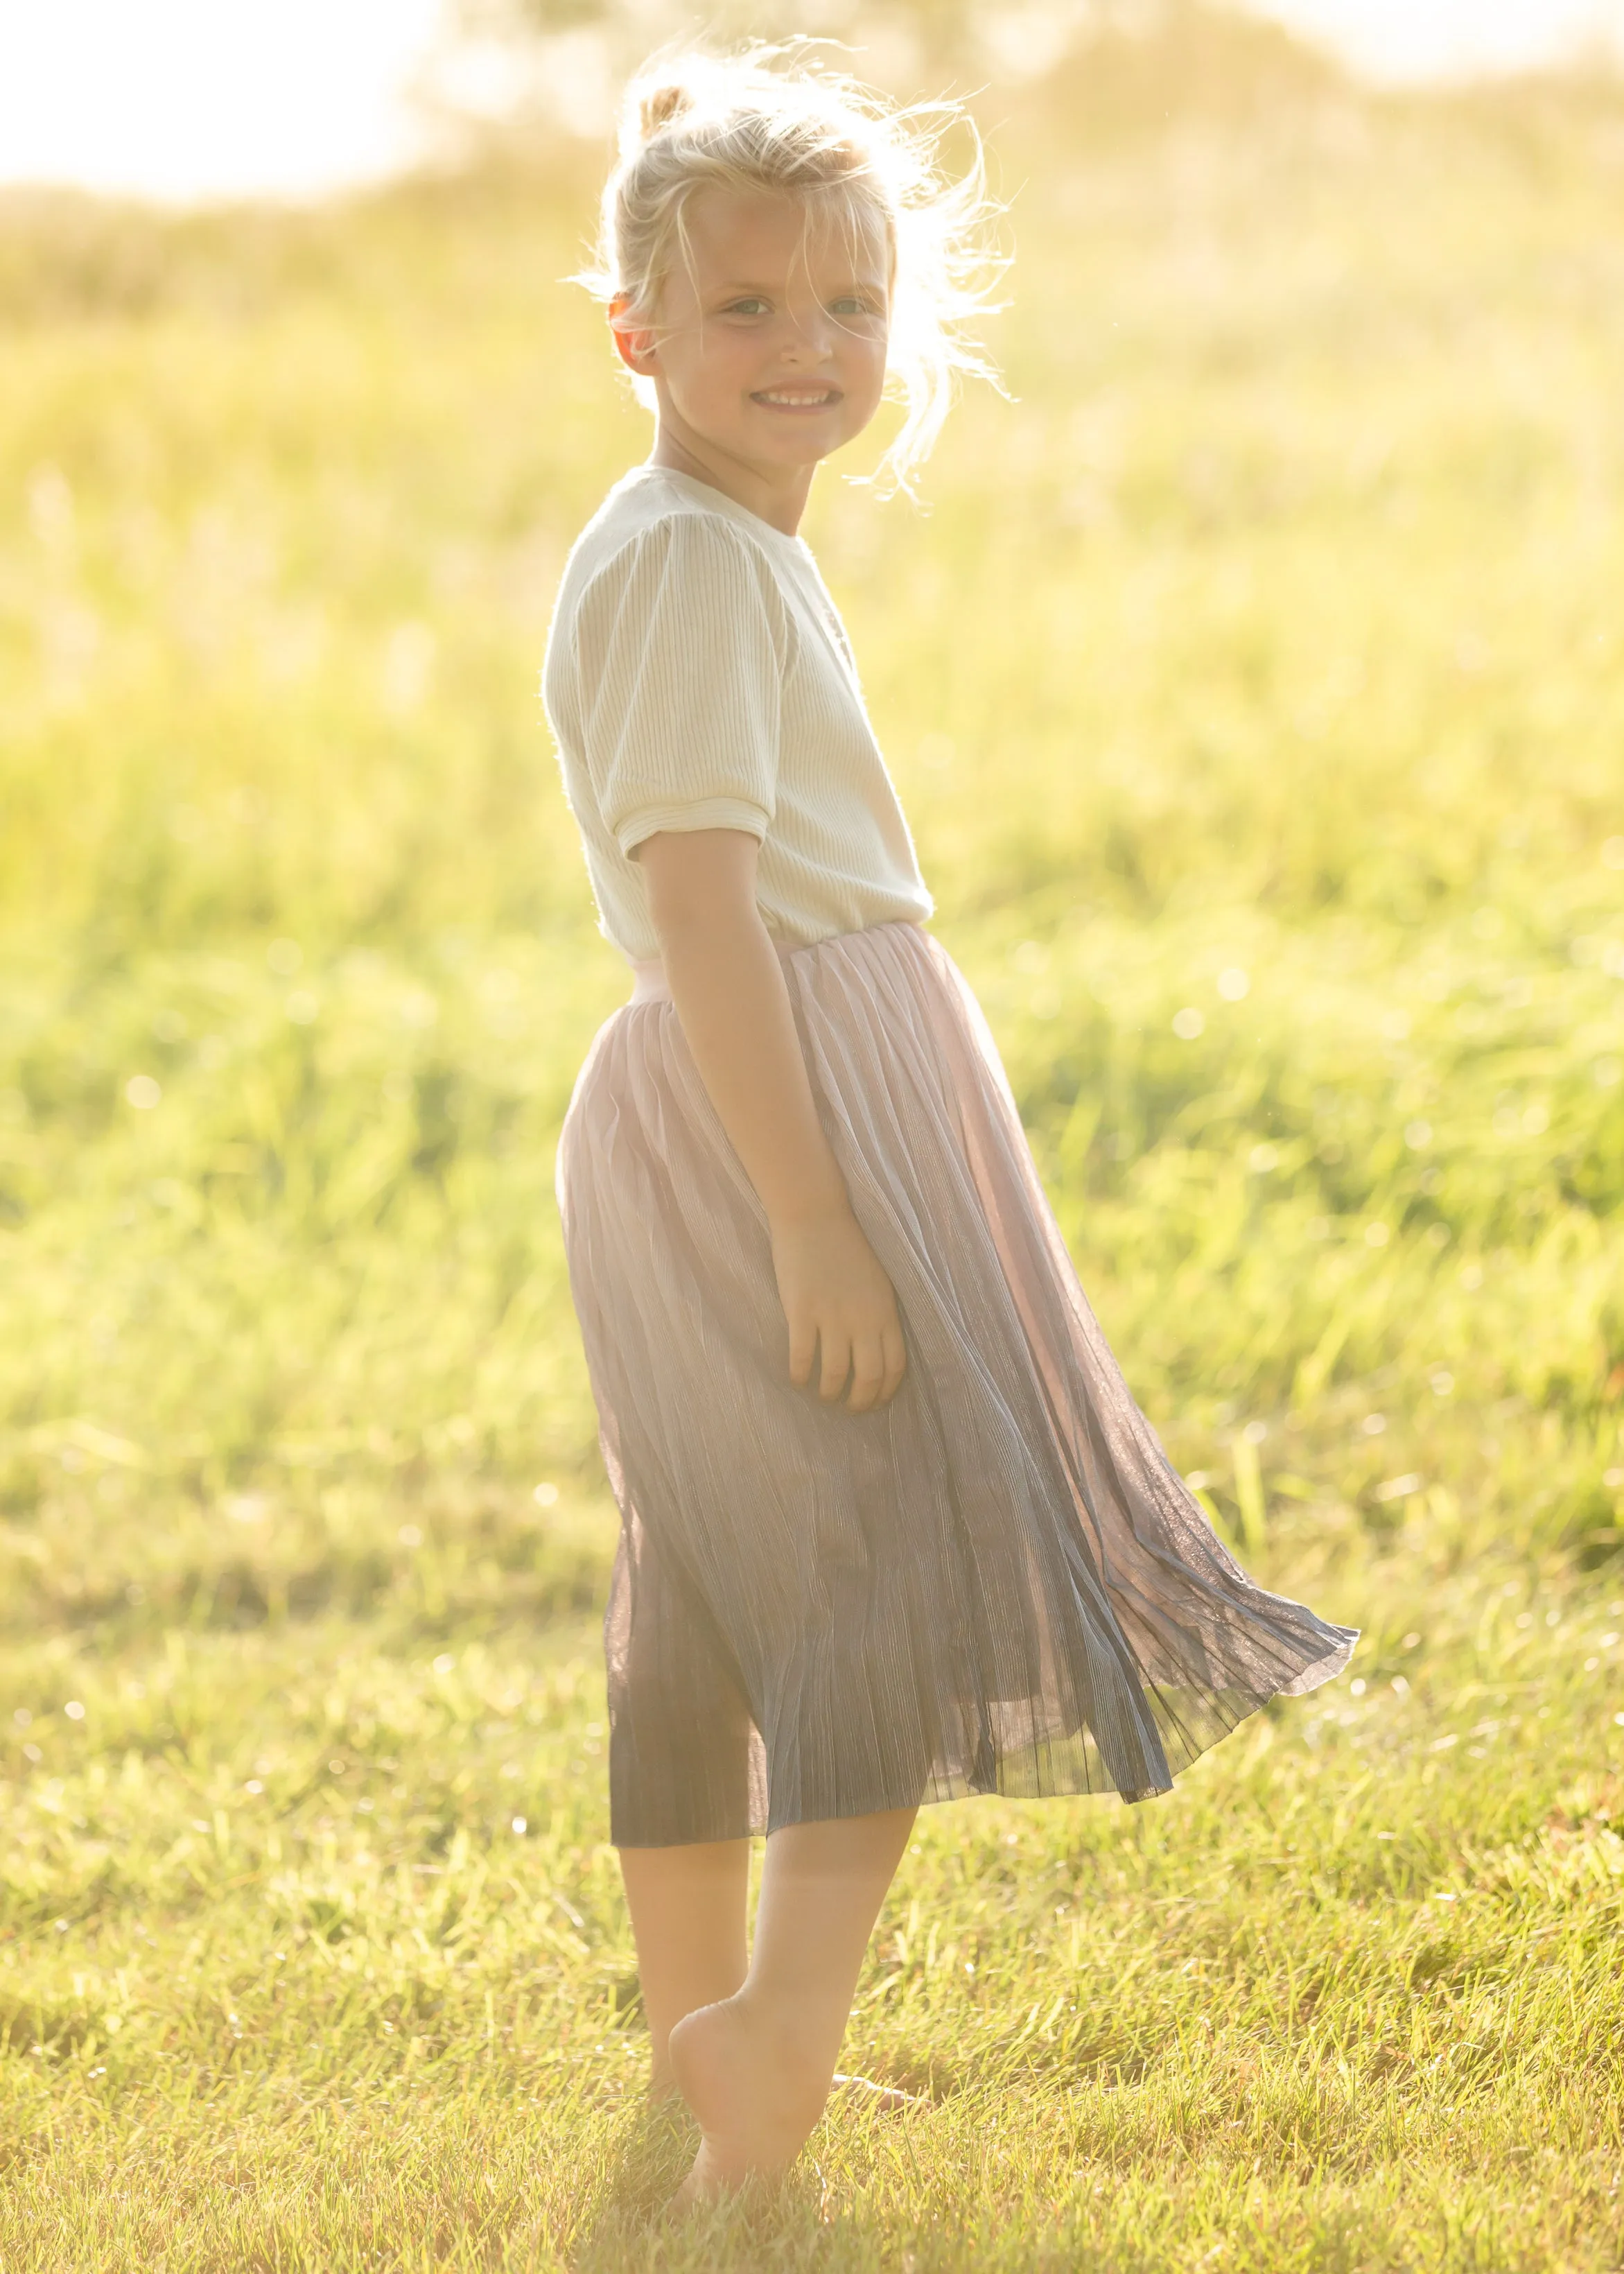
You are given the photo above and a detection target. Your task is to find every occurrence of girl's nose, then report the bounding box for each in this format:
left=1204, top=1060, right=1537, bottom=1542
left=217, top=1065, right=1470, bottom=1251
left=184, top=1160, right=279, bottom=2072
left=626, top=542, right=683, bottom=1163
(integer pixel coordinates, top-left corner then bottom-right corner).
left=779, top=327, right=833, bottom=366
left=779, top=300, right=837, bottom=354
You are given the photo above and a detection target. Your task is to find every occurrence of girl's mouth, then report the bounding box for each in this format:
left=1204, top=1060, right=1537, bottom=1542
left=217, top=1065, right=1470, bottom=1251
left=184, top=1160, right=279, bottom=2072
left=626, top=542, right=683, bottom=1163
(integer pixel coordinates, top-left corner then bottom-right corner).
left=750, top=388, right=842, bottom=412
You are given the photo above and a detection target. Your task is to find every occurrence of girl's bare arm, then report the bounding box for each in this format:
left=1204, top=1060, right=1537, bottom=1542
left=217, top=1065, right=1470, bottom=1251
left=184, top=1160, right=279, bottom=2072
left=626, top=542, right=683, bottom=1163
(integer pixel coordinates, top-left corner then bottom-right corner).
left=636, top=826, right=906, bottom=1412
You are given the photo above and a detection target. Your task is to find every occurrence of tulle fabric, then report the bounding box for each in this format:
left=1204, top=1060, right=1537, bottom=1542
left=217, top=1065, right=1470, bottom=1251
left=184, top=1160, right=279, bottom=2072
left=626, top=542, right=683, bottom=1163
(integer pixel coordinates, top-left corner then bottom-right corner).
left=556, top=921, right=1356, bottom=1846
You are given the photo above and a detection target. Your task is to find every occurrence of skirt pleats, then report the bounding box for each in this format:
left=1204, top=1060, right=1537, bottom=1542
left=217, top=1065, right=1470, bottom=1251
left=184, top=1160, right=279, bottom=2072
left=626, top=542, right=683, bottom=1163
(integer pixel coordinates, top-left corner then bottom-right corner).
left=556, top=921, right=1356, bottom=1845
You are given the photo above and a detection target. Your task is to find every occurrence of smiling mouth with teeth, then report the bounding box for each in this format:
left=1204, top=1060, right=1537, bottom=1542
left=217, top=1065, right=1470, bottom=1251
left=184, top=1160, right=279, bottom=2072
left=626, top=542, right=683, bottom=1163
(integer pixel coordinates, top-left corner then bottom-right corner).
left=751, top=388, right=841, bottom=408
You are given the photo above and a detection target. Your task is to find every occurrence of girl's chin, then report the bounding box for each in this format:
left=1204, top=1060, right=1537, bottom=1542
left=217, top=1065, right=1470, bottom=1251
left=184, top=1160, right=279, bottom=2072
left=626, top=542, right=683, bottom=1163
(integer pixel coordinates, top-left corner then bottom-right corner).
left=672, top=406, right=869, bottom=471
left=738, top=413, right=862, bottom=460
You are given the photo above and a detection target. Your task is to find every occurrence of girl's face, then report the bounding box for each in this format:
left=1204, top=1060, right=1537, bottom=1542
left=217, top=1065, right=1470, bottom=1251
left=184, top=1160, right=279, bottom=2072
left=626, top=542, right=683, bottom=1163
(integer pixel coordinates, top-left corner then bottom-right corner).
left=616, top=185, right=891, bottom=485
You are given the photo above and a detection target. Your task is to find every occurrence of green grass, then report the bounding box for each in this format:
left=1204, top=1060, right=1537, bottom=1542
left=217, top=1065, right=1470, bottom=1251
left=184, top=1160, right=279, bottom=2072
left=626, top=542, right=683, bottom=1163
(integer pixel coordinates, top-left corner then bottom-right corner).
left=4, top=24, right=1624, bottom=2268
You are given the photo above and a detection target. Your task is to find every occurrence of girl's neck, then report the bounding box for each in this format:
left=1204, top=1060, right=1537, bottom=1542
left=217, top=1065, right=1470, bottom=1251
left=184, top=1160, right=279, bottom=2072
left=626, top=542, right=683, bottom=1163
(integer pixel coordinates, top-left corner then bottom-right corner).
left=647, top=424, right=814, bottom=539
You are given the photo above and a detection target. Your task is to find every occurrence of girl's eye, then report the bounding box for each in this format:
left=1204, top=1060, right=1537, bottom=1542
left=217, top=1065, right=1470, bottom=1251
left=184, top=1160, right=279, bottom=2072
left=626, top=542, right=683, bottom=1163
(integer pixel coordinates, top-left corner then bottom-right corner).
left=830, top=297, right=878, bottom=318
left=723, top=298, right=769, bottom=317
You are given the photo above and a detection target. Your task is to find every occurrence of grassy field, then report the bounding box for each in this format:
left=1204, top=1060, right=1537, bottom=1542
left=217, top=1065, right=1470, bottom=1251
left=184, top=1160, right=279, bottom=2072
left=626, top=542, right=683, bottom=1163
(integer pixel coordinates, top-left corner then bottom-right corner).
left=4, top=17, right=1624, bottom=2267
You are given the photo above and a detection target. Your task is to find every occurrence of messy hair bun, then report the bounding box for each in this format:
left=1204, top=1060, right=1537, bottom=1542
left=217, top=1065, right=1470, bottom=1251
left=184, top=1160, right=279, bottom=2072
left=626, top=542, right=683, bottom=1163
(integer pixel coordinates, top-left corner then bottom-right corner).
left=636, top=81, right=692, bottom=141
left=577, top=45, right=1005, bottom=495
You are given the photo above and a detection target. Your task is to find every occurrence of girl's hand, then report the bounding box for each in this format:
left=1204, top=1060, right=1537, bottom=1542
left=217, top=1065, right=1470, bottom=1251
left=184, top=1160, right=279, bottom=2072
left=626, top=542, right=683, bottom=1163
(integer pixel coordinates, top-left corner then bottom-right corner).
left=770, top=1206, right=907, bottom=1412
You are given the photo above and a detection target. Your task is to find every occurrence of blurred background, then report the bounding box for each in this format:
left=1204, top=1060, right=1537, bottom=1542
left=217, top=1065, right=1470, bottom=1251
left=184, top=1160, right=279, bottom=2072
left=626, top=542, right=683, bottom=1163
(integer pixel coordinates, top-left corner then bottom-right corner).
left=4, top=3, right=1624, bottom=2253
left=4, top=0, right=1624, bottom=199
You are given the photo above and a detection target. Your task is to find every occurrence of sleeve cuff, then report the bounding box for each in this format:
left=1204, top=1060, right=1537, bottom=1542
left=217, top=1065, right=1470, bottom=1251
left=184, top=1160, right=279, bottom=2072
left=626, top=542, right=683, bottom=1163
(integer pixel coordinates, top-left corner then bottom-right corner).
left=614, top=795, right=771, bottom=857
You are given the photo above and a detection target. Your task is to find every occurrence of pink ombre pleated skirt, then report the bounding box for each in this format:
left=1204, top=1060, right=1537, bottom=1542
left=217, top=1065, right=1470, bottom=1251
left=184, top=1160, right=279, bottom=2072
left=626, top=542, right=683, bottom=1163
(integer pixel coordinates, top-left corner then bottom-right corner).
left=556, top=920, right=1355, bottom=1847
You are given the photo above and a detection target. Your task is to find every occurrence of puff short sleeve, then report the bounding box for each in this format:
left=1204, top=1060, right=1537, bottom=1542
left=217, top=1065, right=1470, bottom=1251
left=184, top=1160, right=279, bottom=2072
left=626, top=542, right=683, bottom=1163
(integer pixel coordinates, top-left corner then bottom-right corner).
left=572, top=512, right=787, bottom=857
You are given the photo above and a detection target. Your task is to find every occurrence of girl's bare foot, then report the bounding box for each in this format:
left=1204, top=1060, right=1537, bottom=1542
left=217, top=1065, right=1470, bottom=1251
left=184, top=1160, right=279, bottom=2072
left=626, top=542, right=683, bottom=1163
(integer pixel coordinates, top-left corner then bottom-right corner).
left=665, top=1993, right=830, bottom=2213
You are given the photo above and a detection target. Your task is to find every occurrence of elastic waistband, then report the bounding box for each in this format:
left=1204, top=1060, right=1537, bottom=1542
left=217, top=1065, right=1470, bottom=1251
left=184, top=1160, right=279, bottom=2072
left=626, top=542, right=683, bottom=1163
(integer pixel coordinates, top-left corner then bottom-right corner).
left=627, top=921, right=926, bottom=1007
left=629, top=960, right=672, bottom=1004
left=628, top=934, right=814, bottom=1007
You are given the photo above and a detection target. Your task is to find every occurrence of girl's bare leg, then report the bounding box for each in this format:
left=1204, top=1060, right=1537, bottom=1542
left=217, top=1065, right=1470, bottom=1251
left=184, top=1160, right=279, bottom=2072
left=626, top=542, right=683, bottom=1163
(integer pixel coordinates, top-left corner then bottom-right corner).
left=618, top=1839, right=751, bottom=2097
left=666, top=1804, right=917, bottom=2207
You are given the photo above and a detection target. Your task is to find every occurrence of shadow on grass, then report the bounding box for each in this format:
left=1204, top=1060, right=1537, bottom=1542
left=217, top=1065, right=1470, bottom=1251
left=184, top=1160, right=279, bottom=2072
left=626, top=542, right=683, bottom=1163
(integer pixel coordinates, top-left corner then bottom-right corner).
left=564, top=2093, right=690, bottom=2267
left=566, top=2092, right=881, bottom=2273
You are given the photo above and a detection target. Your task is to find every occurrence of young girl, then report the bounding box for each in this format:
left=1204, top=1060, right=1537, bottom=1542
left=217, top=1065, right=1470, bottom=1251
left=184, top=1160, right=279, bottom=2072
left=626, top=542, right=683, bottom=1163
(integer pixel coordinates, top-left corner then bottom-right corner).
left=544, top=50, right=1355, bottom=2210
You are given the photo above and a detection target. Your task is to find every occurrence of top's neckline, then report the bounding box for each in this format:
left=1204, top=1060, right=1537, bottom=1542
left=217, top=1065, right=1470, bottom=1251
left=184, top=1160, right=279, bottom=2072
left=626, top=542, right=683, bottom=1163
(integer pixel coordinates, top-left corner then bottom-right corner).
left=624, top=464, right=813, bottom=555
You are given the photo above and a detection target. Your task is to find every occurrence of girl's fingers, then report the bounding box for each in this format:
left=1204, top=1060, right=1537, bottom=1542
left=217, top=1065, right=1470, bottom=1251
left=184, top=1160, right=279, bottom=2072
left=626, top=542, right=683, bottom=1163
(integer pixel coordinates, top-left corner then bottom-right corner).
left=878, top=1322, right=908, bottom=1405
left=847, top=1331, right=887, bottom=1413
left=819, top=1325, right=853, bottom=1402
left=787, top=1308, right=816, bottom=1386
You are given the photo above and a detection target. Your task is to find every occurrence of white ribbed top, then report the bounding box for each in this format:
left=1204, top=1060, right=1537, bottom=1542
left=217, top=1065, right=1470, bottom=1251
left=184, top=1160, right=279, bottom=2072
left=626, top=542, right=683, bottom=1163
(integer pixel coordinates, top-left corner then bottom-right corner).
left=542, top=466, right=933, bottom=964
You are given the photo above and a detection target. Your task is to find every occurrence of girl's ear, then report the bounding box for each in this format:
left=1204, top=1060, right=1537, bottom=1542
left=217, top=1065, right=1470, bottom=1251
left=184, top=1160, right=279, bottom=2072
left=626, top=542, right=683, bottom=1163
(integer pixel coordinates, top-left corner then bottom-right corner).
left=609, top=294, right=658, bottom=377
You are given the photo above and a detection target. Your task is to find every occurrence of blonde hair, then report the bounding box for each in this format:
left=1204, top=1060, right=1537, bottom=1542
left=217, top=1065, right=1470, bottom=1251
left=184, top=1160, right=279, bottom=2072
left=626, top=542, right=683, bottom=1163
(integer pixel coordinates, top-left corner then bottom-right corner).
left=577, top=46, right=1005, bottom=495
